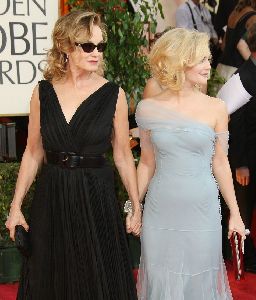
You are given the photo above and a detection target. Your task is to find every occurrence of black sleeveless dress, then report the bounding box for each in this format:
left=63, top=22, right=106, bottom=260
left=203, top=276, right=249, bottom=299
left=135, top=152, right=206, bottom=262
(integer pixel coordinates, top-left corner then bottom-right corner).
left=17, top=80, right=137, bottom=300
left=220, top=11, right=256, bottom=68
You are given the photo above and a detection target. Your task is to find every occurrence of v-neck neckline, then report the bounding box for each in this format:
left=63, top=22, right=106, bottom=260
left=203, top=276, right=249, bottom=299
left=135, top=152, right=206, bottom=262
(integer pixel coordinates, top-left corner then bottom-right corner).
left=49, top=81, right=110, bottom=126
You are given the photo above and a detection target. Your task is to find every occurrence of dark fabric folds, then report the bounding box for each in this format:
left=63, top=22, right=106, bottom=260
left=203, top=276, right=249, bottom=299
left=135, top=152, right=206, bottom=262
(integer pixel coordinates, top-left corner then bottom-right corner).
left=17, top=80, right=137, bottom=300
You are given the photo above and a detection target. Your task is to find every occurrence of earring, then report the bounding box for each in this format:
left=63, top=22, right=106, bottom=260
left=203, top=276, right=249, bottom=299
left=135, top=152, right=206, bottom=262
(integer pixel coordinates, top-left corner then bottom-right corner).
left=64, top=54, right=69, bottom=63
left=194, top=83, right=202, bottom=91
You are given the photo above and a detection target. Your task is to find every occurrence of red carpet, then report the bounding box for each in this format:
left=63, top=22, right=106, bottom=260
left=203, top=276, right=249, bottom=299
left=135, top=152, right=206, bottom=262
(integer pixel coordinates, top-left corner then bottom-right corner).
left=226, top=261, right=256, bottom=300
left=0, top=283, right=18, bottom=300
left=1, top=264, right=255, bottom=300
left=1, top=211, right=255, bottom=300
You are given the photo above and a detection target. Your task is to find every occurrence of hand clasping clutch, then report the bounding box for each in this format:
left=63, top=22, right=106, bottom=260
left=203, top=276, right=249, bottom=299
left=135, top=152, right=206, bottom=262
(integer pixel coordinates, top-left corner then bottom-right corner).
left=14, top=225, right=31, bottom=258
left=229, top=231, right=245, bottom=280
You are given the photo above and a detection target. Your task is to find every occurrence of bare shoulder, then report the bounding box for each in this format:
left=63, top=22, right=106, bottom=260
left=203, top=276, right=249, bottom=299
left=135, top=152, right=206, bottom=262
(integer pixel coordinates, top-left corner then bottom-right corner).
left=94, top=74, right=109, bottom=85
left=209, top=96, right=227, bottom=110
left=31, top=84, right=40, bottom=104
left=197, top=94, right=227, bottom=117
left=91, top=75, right=109, bottom=90
left=207, top=96, right=228, bottom=119
left=116, top=87, right=128, bottom=113
left=32, top=83, right=39, bottom=94
left=117, top=86, right=125, bottom=97
left=29, top=84, right=41, bottom=120
left=209, top=97, right=229, bottom=130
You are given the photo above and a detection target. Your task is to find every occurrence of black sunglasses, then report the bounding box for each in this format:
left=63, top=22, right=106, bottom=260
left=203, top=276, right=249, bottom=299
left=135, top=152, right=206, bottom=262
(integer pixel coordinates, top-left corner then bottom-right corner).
left=75, top=42, right=107, bottom=53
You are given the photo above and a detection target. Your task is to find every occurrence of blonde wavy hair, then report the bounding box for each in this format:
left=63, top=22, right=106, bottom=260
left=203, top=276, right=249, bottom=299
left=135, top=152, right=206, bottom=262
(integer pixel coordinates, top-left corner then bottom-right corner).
left=149, top=28, right=210, bottom=91
left=43, top=10, right=107, bottom=81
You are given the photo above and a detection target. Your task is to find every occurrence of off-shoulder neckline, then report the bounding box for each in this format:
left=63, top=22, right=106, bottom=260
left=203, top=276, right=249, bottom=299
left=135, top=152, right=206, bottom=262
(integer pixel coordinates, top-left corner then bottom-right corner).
left=137, top=99, right=220, bottom=135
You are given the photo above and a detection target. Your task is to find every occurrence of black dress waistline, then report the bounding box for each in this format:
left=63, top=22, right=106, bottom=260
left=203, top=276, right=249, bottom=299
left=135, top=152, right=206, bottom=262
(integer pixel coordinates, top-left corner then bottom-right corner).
left=45, top=151, right=106, bottom=169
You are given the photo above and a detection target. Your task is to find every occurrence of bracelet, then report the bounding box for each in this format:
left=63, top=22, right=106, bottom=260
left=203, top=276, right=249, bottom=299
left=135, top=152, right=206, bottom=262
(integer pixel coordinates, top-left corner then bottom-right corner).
left=124, top=199, right=143, bottom=214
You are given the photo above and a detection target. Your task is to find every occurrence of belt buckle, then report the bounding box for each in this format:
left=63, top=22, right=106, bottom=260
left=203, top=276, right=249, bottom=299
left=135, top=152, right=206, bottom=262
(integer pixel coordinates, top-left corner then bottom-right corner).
left=61, top=153, right=70, bottom=168
left=62, top=154, right=69, bottom=162
left=62, top=152, right=80, bottom=168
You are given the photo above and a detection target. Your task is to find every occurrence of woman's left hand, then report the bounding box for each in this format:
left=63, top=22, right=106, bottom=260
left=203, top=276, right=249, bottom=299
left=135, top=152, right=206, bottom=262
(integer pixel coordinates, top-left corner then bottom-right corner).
left=228, top=213, right=246, bottom=240
left=126, top=211, right=141, bottom=236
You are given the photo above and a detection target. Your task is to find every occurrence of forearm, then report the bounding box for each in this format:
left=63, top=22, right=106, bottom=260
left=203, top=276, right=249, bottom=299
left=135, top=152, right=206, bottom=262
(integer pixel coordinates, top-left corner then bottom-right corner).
left=11, top=147, right=44, bottom=209
left=114, top=149, right=140, bottom=212
left=237, top=39, right=251, bottom=60
left=137, top=161, right=155, bottom=202
left=213, top=158, right=240, bottom=215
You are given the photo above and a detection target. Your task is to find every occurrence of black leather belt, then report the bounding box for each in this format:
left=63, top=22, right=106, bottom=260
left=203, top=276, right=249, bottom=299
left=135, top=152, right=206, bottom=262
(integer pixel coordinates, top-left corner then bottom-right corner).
left=45, top=151, right=106, bottom=169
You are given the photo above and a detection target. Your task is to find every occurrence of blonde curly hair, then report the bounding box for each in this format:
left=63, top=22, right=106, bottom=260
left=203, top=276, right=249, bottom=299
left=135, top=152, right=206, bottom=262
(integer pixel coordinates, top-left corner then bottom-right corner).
left=43, top=10, right=107, bottom=82
left=149, top=28, right=210, bottom=91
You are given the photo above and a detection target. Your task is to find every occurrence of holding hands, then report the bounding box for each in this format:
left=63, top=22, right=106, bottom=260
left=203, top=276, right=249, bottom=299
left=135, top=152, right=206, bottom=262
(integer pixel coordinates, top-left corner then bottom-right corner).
left=124, top=199, right=142, bottom=236
left=126, top=210, right=142, bottom=236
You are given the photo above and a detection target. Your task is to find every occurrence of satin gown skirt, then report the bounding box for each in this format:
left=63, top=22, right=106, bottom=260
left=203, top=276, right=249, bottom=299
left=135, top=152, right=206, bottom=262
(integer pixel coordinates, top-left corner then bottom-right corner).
left=136, top=100, right=232, bottom=300
left=17, top=80, right=137, bottom=300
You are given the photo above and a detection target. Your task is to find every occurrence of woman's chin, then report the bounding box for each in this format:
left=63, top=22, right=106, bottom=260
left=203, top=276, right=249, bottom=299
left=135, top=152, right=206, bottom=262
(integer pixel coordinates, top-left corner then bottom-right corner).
left=78, top=63, right=99, bottom=73
left=197, top=77, right=208, bottom=85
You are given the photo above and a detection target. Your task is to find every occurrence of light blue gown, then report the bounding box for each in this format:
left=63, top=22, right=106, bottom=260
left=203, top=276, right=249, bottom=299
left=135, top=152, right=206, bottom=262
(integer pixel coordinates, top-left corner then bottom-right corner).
left=136, top=100, right=232, bottom=300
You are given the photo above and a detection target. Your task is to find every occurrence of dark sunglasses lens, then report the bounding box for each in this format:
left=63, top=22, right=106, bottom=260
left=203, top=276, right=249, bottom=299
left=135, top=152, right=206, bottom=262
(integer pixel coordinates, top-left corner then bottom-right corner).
left=97, top=43, right=107, bottom=52
left=81, top=43, right=95, bottom=53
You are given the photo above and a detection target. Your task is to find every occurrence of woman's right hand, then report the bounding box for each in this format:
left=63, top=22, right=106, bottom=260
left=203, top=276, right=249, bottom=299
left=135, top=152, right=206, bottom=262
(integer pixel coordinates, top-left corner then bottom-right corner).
left=228, top=212, right=246, bottom=241
left=5, top=206, right=29, bottom=241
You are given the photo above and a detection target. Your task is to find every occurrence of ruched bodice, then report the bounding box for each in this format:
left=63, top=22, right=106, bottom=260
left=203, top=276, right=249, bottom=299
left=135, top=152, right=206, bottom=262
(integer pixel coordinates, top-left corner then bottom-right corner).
left=135, top=100, right=232, bottom=300
left=152, top=126, right=214, bottom=176
left=136, top=99, right=228, bottom=177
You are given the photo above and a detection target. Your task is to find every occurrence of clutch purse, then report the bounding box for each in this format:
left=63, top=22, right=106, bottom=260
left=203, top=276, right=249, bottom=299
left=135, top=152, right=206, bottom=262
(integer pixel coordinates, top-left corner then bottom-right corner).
left=14, top=225, right=31, bottom=258
left=229, top=231, right=245, bottom=280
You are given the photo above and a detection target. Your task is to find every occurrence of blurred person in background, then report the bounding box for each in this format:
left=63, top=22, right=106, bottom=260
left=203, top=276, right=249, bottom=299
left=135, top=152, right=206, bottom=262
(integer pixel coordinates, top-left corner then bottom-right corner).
left=175, top=0, right=220, bottom=67
left=214, top=0, right=238, bottom=39
left=217, top=23, right=256, bottom=272
left=176, top=0, right=218, bottom=39
left=217, top=0, right=256, bottom=80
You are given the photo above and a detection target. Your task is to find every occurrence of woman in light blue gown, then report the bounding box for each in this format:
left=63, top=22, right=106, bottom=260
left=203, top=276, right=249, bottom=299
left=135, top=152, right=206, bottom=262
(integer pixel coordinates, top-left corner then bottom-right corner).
left=135, top=28, right=246, bottom=300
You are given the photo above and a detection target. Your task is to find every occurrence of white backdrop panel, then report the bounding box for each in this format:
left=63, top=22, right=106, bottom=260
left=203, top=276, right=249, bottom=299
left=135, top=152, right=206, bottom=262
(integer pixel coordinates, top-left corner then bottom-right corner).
left=0, top=0, right=59, bottom=115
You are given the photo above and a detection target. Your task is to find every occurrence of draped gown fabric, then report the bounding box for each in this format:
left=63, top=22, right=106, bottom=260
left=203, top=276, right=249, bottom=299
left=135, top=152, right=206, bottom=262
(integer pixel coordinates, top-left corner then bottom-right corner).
left=17, top=80, right=137, bottom=300
left=135, top=100, right=232, bottom=300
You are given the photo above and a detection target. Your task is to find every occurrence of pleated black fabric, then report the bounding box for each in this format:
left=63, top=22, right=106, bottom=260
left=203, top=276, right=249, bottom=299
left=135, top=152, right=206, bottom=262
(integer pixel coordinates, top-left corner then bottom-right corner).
left=17, top=80, right=137, bottom=300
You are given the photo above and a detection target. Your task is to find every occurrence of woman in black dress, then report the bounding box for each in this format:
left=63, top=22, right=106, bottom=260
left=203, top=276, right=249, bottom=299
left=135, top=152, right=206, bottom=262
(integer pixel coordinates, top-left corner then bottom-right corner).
left=5, top=10, right=141, bottom=300
left=217, top=0, right=256, bottom=80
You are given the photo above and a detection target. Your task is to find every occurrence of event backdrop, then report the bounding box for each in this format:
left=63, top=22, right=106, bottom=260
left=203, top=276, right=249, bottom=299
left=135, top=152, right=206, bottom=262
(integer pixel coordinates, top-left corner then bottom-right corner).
left=0, top=0, right=59, bottom=116
left=0, top=0, right=196, bottom=116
